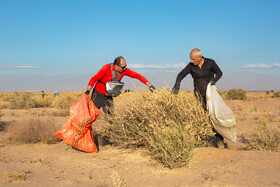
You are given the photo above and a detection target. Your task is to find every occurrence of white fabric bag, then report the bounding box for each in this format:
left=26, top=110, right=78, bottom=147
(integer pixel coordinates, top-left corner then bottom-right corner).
left=206, top=83, right=237, bottom=143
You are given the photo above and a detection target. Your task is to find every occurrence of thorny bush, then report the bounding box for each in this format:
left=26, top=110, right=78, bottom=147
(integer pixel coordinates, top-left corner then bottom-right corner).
left=99, top=88, right=213, bottom=168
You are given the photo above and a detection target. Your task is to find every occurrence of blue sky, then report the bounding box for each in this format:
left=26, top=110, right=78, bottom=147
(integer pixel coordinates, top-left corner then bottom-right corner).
left=0, top=0, right=280, bottom=77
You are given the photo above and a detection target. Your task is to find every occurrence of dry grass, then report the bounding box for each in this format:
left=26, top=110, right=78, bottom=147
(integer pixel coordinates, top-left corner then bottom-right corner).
left=6, top=171, right=31, bottom=183
left=5, top=117, right=61, bottom=144
left=244, top=121, right=280, bottom=151
left=0, top=91, right=83, bottom=109
left=98, top=88, right=213, bottom=168
left=230, top=104, right=245, bottom=111
left=51, top=109, right=69, bottom=117
left=111, top=171, right=127, bottom=187
left=51, top=92, right=83, bottom=109
left=246, top=92, right=272, bottom=100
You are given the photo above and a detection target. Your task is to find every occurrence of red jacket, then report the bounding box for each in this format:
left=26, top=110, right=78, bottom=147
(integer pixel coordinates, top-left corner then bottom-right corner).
left=88, top=63, right=148, bottom=95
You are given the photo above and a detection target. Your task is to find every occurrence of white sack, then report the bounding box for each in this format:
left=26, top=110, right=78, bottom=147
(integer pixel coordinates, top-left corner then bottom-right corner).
left=206, top=83, right=237, bottom=143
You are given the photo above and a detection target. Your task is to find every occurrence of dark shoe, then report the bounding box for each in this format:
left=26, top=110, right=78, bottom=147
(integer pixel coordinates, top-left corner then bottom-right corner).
left=216, top=137, right=225, bottom=149
left=197, top=143, right=209, bottom=148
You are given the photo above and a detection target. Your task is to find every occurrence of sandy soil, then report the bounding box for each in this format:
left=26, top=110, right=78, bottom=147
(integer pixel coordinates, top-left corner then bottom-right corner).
left=0, top=98, right=280, bottom=186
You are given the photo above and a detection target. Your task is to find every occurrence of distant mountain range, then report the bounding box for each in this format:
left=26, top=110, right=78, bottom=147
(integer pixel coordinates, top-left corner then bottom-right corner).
left=0, top=71, right=279, bottom=92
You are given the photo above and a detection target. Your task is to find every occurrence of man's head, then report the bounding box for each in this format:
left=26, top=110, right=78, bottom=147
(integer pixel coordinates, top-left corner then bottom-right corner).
left=114, top=56, right=127, bottom=73
left=190, top=48, right=203, bottom=66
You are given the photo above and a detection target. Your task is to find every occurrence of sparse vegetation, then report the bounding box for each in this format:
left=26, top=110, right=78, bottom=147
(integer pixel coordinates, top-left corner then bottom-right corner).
left=0, top=111, right=5, bottom=131
left=7, top=171, right=31, bottom=183
left=5, top=117, right=61, bottom=144
left=51, top=109, right=69, bottom=117
left=8, top=93, right=39, bottom=109
left=244, top=121, right=280, bottom=151
left=272, top=91, right=280, bottom=98
left=99, top=88, right=213, bottom=168
left=226, top=89, right=247, bottom=100
left=51, top=94, right=80, bottom=109
left=0, top=91, right=83, bottom=109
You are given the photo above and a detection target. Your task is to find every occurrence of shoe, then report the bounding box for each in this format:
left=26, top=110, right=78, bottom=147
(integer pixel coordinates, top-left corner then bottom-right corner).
left=216, top=138, right=225, bottom=149
left=197, top=143, right=209, bottom=148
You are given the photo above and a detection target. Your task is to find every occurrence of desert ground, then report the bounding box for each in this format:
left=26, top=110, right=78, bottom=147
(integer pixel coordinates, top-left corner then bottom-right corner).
left=0, top=92, right=280, bottom=187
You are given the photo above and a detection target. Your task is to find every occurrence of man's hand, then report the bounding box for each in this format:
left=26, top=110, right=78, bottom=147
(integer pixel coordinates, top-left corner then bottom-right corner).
left=85, top=90, right=90, bottom=95
left=210, top=78, right=215, bottom=85
left=172, top=83, right=180, bottom=94
left=149, top=85, right=156, bottom=92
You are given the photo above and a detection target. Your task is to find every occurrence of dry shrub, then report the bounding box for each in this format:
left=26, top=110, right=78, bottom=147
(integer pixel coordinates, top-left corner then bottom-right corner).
left=8, top=93, right=39, bottom=109
left=226, top=89, right=247, bottom=100
left=7, top=171, right=31, bottom=183
left=0, top=92, right=83, bottom=109
left=245, top=121, right=280, bottom=151
left=5, top=117, right=61, bottom=144
left=99, top=88, right=213, bottom=168
left=272, top=91, right=280, bottom=98
left=35, top=97, right=52, bottom=107
left=51, top=93, right=81, bottom=109
left=6, top=92, right=52, bottom=109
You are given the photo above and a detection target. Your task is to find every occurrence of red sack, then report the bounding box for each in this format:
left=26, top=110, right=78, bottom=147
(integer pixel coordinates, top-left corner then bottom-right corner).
left=55, top=94, right=100, bottom=153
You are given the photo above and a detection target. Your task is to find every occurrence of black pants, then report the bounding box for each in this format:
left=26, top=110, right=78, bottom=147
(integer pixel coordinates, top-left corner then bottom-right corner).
left=194, top=90, right=224, bottom=141
left=91, top=89, right=114, bottom=115
left=194, top=90, right=207, bottom=110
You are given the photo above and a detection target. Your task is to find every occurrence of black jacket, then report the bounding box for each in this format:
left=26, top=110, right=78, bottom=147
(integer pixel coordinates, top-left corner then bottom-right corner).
left=175, top=57, right=223, bottom=94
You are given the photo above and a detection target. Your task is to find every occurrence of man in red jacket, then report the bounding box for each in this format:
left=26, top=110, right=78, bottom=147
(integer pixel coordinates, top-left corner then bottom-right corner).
left=85, top=56, right=155, bottom=114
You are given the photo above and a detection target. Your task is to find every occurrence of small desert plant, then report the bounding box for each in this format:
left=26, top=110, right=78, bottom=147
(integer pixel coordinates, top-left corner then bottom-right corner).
left=226, top=89, right=247, bottom=100
left=99, top=88, right=213, bottom=168
left=272, top=91, right=280, bottom=98
left=7, top=171, right=31, bottom=183
left=5, top=117, right=61, bottom=144
left=244, top=121, right=280, bottom=151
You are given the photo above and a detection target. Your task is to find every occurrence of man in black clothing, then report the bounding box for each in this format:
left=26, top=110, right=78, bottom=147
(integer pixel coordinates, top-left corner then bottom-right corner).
left=172, top=48, right=224, bottom=148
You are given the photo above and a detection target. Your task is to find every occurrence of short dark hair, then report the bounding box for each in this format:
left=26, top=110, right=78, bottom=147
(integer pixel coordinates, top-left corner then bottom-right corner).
left=114, top=56, right=124, bottom=65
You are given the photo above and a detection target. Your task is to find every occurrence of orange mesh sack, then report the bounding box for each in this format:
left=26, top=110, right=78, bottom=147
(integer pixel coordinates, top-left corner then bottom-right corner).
left=55, top=94, right=100, bottom=153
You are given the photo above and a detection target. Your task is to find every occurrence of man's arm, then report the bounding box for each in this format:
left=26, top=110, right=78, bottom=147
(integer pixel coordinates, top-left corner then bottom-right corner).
left=125, top=69, right=155, bottom=91
left=211, top=60, right=223, bottom=83
left=124, top=69, right=148, bottom=83
left=172, top=64, right=191, bottom=94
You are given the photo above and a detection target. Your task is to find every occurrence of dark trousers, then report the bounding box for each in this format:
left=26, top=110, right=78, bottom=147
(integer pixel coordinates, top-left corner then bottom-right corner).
left=194, top=90, right=224, bottom=141
left=194, top=90, right=207, bottom=110
left=91, top=89, right=114, bottom=115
